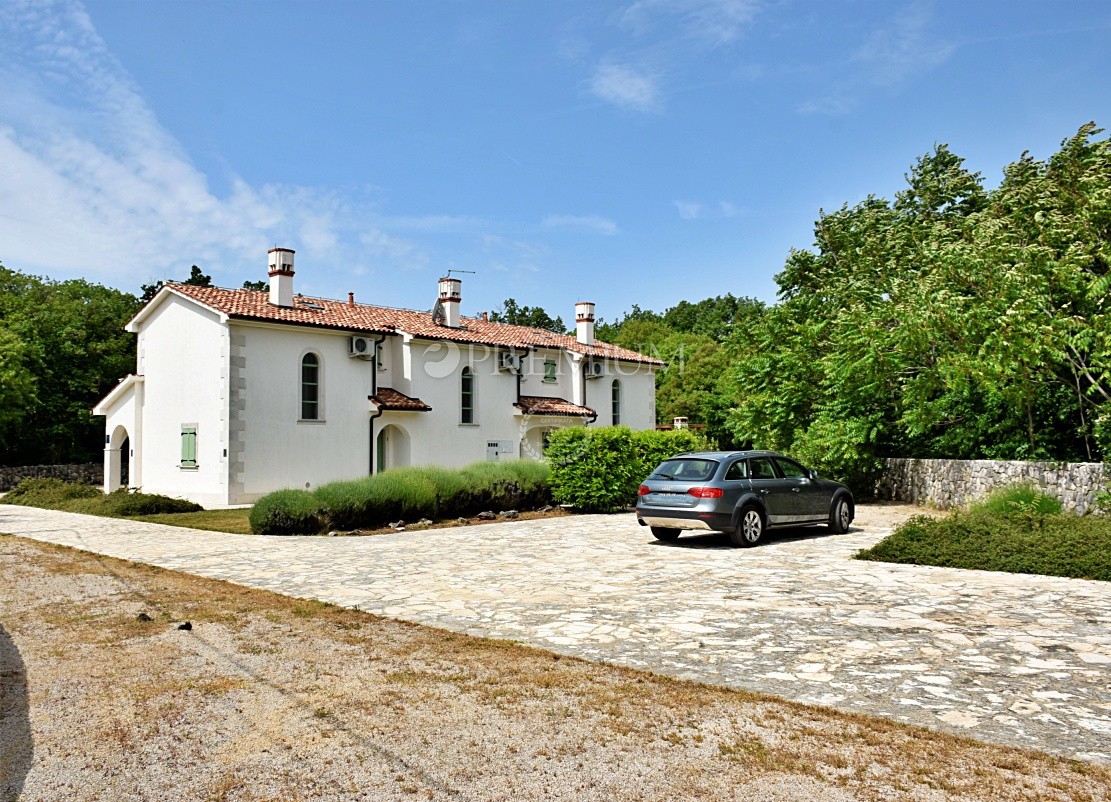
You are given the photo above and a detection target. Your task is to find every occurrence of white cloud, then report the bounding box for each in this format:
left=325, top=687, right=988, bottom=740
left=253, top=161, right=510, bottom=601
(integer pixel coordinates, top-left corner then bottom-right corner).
left=384, top=214, right=485, bottom=233
left=481, top=233, right=546, bottom=274
left=674, top=200, right=702, bottom=219
left=853, top=4, right=955, bottom=87
left=584, top=1, right=762, bottom=112
left=590, top=63, right=661, bottom=112
left=719, top=200, right=738, bottom=217
left=620, top=0, right=762, bottom=45
left=797, top=4, right=954, bottom=116
left=795, top=94, right=856, bottom=116
left=541, top=214, right=619, bottom=235
left=0, top=0, right=433, bottom=291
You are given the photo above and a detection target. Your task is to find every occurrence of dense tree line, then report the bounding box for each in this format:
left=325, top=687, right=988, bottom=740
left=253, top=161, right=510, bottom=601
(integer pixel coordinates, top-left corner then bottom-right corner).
left=594, top=295, right=765, bottom=447
left=727, top=123, right=1110, bottom=486
left=2, top=124, right=1106, bottom=485
left=0, top=264, right=286, bottom=466
left=0, top=266, right=140, bottom=465
left=579, top=124, right=1110, bottom=487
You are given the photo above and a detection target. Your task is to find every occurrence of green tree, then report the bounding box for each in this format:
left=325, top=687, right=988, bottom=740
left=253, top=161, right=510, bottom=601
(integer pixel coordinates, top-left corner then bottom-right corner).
left=140, top=264, right=213, bottom=301
left=0, top=264, right=141, bottom=465
left=0, top=323, right=36, bottom=444
left=662, top=294, right=764, bottom=342
left=591, top=297, right=763, bottom=445
left=489, top=298, right=565, bottom=333
left=727, top=123, right=1111, bottom=486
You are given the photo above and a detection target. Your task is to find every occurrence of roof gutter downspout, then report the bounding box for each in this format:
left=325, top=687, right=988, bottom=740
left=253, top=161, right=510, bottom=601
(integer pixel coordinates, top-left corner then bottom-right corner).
left=368, top=334, right=388, bottom=475
left=371, top=334, right=387, bottom=396
left=516, top=346, right=534, bottom=406
left=582, top=358, right=590, bottom=426
left=369, top=407, right=384, bottom=475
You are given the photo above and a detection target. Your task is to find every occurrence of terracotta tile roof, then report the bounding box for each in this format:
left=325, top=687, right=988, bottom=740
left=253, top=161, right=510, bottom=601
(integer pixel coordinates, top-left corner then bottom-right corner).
left=162, top=283, right=663, bottom=366
left=369, top=388, right=432, bottom=412
left=514, top=395, right=596, bottom=418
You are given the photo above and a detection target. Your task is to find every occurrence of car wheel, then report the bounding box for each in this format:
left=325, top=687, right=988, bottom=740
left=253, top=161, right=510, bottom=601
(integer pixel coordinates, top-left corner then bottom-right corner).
left=650, top=527, right=681, bottom=541
left=730, top=505, right=764, bottom=547
left=829, top=497, right=852, bottom=534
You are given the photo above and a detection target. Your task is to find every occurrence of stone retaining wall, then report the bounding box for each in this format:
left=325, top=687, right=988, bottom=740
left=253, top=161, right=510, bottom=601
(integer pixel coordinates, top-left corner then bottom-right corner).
left=875, top=458, right=1106, bottom=514
left=0, top=464, right=102, bottom=492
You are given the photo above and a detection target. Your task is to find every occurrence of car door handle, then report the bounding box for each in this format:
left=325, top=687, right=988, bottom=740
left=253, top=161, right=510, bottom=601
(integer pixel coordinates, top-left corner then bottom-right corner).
left=759, top=488, right=768, bottom=494
left=791, top=487, right=800, bottom=493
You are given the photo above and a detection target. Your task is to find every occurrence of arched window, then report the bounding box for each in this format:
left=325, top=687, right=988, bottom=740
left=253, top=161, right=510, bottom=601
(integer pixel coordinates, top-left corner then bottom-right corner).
left=301, top=353, right=320, bottom=420
left=461, top=366, right=475, bottom=424
left=611, top=379, right=621, bottom=425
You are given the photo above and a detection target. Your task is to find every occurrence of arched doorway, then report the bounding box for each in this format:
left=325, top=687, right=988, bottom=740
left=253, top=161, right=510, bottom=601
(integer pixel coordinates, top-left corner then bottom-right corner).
left=106, top=425, right=129, bottom=492
left=522, top=425, right=559, bottom=461
left=375, top=424, right=411, bottom=472
left=120, top=436, right=130, bottom=487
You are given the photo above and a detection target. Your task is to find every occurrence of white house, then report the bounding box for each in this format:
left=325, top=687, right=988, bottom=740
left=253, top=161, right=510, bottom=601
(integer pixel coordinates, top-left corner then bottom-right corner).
left=94, top=248, right=662, bottom=507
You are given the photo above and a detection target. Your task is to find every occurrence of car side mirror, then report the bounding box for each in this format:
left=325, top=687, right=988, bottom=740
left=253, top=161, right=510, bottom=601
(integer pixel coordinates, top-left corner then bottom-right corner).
left=807, top=469, right=818, bottom=480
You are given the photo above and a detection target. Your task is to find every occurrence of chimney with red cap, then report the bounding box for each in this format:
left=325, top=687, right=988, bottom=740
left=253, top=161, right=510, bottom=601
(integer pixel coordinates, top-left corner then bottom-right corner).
left=268, top=248, right=295, bottom=307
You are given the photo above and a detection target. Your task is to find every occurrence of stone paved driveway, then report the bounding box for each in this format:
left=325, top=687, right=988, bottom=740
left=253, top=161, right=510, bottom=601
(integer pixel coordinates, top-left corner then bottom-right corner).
left=2, top=503, right=1109, bottom=763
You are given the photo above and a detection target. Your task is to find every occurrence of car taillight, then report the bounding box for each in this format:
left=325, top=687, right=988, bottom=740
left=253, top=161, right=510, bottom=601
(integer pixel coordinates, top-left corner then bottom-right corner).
left=638, top=484, right=651, bottom=496
left=688, top=487, right=723, bottom=499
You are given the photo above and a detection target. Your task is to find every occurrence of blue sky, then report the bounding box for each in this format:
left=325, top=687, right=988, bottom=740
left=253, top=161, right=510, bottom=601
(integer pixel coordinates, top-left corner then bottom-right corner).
left=1, top=1, right=1108, bottom=323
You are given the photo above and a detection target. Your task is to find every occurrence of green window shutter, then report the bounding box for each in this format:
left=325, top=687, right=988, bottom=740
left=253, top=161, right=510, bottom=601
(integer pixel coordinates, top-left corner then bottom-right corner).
left=181, top=426, right=197, bottom=468
left=543, top=359, right=556, bottom=383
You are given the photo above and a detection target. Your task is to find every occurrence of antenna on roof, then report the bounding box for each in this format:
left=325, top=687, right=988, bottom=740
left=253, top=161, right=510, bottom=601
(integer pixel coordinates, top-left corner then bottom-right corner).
left=446, top=269, right=476, bottom=277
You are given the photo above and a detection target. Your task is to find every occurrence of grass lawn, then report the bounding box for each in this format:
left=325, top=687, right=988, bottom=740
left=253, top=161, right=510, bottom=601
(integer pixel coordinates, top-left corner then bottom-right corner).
left=2, top=479, right=571, bottom=536
left=856, top=511, right=1111, bottom=581
left=131, top=508, right=253, bottom=534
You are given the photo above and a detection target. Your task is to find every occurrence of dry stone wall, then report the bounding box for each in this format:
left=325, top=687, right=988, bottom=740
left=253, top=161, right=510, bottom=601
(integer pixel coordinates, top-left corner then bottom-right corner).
left=875, top=458, right=1106, bottom=514
left=0, top=464, right=101, bottom=492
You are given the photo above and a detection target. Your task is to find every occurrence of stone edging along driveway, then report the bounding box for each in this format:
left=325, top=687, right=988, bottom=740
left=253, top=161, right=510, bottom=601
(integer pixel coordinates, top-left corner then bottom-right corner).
left=2, top=503, right=1109, bottom=764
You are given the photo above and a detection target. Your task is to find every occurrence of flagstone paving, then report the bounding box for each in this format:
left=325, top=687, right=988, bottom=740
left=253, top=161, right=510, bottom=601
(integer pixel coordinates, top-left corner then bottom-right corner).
left=2, top=503, right=1109, bottom=764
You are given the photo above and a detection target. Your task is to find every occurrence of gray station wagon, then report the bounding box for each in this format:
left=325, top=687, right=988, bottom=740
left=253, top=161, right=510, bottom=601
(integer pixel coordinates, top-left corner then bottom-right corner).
left=635, top=450, right=854, bottom=547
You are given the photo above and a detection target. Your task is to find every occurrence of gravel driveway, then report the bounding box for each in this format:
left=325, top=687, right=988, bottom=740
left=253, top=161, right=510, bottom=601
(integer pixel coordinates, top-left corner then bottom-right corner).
left=2, top=502, right=1109, bottom=763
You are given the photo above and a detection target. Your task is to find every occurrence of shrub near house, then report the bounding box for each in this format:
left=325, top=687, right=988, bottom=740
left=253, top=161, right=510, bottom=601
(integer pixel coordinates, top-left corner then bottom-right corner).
left=545, top=426, right=712, bottom=513
left=856, top=484, right=1111, bottom=581
left=250, top=460, right=551, bottom=535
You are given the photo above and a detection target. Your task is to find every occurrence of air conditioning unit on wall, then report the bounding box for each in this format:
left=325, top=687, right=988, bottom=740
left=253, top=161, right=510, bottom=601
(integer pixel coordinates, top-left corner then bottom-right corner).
left=585, top=360, right=605, bottom=379
left=498, top=351, right=521, bottom=373
left=350, top=336, right=374, bottom=358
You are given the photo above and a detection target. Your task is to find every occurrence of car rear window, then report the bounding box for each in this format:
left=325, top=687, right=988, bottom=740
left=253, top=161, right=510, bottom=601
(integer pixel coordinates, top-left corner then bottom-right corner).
left=649, top=458, right=719, bottom=482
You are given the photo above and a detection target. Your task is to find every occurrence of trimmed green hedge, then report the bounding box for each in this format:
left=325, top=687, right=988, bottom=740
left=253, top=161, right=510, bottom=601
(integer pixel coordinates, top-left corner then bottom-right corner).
left=3, top=478, right=202, bottom=516
left=545, top=426, right=712, bottom=513
left=250, top=460, right=551, bottom=535
left=248, top=489, right=325, bottom=537
left=856, top=485, right=1109, bottom=581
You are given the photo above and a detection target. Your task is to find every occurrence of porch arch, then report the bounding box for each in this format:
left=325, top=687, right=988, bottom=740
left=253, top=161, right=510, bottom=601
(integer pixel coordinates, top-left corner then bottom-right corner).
left=375, top=424, right=411, bottom=472
left=105, top=425, right=130, bottom=493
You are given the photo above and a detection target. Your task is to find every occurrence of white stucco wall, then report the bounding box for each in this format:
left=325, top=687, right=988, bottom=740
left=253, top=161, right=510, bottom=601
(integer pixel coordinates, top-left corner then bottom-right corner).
left=97, top=378, right=143, bottom=493
left=599, top=366, right=656, bottom=430
left=111, top=296, right=660, bottom=507
left=234, top=322, right=380, bottom=501
left=393, top=341, right=544, bottom=468
left=136, top=296, right=229, bottom=507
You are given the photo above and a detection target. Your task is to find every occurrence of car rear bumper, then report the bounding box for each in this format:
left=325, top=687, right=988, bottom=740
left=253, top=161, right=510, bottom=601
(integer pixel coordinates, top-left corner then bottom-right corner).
left=635, top=508, right=734, bottom=532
